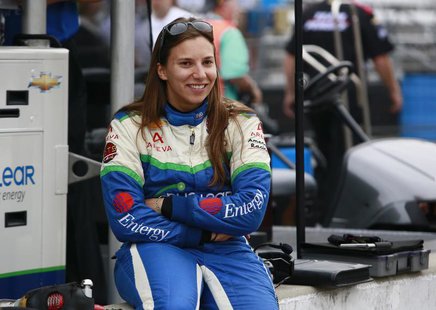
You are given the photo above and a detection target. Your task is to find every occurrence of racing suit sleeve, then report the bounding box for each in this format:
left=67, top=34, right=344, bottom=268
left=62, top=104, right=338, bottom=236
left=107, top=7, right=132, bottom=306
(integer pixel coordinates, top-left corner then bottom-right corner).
left=162, top=113, right=271, bottom=236
left=100, top=113, right=204, bottom=247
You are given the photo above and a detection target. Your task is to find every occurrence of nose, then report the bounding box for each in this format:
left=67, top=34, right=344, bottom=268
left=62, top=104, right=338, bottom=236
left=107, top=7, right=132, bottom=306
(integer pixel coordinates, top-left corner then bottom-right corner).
left=192, top=64, right=206, bottom=79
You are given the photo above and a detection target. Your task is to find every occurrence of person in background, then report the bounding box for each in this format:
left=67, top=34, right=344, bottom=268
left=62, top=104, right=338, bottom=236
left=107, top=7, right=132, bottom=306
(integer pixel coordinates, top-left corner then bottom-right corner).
left=177, top=0, right=206, bottom=13
left=283, top=0, right=403, bottom=224
left=95, top=0, right=193, bottom=70
left=204, top=0, right=262, bottom=104
left=100, top=17, right=278, bottom=309
left=150, top=0, right=193, bottom=46
left=132, top=0, right=193, bottom=71
left=2, top=0, right=107, bottom=303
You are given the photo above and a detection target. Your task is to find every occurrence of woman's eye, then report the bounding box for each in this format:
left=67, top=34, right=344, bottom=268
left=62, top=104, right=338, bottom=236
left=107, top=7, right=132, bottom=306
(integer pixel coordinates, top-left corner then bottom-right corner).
left=180, top=61, right=191, bottom=66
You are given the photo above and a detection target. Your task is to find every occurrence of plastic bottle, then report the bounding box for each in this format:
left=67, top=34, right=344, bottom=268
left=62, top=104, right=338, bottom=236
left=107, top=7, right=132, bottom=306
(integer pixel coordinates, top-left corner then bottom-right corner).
left=81, top=279, right=93, bottom=298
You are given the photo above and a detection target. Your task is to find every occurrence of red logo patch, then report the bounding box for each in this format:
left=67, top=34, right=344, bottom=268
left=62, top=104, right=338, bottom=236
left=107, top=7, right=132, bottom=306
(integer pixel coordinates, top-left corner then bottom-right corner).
left=152, top=132, right=164, bottom=143
left=199, top=198, right=223, bottom=215
left=113, top=192, right=134, bottom=213
left=103, top=142, right=117, bottom=163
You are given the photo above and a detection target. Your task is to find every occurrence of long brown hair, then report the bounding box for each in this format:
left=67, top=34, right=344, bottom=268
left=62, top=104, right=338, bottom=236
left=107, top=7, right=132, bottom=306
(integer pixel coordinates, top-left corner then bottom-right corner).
left=122, top=17, right=253, bottom=186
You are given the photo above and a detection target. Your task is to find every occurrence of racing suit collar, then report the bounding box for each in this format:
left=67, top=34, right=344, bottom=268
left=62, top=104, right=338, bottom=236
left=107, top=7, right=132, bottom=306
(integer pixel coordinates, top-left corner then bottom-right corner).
left=164, top=100, right=208, bottom=126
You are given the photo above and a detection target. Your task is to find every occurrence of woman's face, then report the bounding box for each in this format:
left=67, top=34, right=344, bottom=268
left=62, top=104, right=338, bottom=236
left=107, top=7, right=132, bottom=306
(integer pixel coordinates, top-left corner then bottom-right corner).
left=157, top=36, right=217, bottom=112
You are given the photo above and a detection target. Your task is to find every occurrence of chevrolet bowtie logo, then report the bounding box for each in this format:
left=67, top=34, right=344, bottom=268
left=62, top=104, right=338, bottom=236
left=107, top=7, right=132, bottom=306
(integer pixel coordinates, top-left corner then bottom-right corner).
left=29, top=72, right=62, bottom=92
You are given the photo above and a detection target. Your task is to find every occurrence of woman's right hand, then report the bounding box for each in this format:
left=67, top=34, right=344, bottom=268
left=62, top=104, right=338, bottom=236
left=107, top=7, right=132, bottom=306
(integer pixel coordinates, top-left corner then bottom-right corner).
left=211, top=233, right=233, bottom=242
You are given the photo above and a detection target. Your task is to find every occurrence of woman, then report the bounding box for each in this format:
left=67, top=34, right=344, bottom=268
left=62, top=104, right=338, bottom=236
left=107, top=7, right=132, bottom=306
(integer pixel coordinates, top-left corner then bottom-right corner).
left=101, top=17, right=278, bottom=309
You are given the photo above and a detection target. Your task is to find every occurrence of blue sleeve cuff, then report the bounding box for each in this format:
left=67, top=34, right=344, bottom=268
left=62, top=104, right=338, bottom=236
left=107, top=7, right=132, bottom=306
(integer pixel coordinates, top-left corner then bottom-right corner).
left=182, top=225, right=203, bottom=247
left=161, top=196, right=173, bottom=219
left=171, top=195, right=194, bottom=224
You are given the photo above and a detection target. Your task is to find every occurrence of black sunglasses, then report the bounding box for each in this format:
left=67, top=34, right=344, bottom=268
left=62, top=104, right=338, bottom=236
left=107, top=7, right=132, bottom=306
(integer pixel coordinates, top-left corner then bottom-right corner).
left=158, top=21, right=213, bottom=63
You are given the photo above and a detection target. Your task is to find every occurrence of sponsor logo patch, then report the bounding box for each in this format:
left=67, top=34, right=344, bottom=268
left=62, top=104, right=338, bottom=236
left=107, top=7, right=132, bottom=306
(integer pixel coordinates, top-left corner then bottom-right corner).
left=200, top=197, right=223, bottom=215
left=118, top=213, right=170, bottom=241
left=106, top=125, right=119, bottom=140
left=166, top=190, right=232, bottom=198
left=152, top=132, right=164, bottom=143
left=304, top=12, right=349, bottom=32
left=145, top=142, right=173, bottom=152
left=195, top=111, right=204, bottom=120
left=146, top=132, right=173, bottom=152
left=113, top=192, right=134, bottom=213
left=224, top=189, right=265, bottom=219
left=103, top=142, right=117, bottom=163
left=250, top=131, right=264, bottom=138
left=28, top=71, right=62, bottom=92
left=248, top=137, right=267, bottom=151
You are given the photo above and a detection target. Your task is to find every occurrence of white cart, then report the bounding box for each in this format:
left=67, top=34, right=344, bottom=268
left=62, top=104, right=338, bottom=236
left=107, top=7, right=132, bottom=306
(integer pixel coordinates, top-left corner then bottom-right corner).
left=0, top=47, right=68, bottom=298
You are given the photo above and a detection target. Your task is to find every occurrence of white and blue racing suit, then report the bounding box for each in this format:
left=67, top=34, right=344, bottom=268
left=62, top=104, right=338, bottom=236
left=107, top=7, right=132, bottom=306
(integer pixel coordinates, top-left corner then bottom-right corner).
left=100, top=101, right=278, bottom=309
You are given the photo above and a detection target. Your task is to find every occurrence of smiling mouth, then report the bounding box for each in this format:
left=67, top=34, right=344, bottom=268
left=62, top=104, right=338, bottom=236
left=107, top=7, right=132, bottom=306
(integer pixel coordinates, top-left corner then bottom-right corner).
left=188, top=84, right=207, bottom=89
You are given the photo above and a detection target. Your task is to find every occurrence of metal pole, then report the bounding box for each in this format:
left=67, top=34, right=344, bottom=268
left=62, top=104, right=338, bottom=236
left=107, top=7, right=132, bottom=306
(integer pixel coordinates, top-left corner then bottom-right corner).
left=22, top=0, right=46, bottom=34
left=349, top=3, right=372, bottom=136
left=331, top=0, right=353, bottom=150
left=331, top=0, right=372, bottom=141
left=108, top=0, right=135, bottom=304
left=294, top=0, right=305, bottom=259
left=331, top=0, right=344, bottom=61
left=110, top=0, right=135, bottom=115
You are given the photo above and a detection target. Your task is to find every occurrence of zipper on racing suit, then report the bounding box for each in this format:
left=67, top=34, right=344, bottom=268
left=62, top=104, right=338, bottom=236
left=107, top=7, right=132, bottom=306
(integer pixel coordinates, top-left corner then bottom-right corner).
left=188, top=126, right=196, bottom=185
left=189, top=127, right=195, bottom=145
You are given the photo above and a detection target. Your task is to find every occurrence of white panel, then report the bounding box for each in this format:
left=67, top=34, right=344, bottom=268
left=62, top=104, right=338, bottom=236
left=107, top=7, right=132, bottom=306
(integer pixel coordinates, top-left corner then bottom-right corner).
left=0, top=48, right=68, bottom=279
left=0, top=132, right=43, bottom=273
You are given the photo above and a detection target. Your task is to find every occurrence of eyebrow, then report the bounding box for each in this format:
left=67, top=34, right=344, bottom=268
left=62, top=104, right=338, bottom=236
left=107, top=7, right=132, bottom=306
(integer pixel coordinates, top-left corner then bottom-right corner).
left=176, top=56, right=215, bottom=61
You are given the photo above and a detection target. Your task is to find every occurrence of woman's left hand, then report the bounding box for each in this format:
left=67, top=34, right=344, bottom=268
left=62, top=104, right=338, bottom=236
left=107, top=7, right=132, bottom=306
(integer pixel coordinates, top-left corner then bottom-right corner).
left=145, top=198, right=162, bottom=214
left=211, top=233, right=233, bottom=242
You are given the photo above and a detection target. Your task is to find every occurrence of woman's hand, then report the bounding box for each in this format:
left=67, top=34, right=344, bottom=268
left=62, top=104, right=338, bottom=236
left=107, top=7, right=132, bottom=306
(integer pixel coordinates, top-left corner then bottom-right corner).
left=211, top=233, right=232, bottom=242
left=145, top=198, right=163, bottom=214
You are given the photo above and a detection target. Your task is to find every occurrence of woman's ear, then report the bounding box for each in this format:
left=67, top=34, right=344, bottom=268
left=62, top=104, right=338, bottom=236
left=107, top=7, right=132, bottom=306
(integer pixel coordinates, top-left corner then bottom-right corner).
left=157, top=63, right=168, bottom=80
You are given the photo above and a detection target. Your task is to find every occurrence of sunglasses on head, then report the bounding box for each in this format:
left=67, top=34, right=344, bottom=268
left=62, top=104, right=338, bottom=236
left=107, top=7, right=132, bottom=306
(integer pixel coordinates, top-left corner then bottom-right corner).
left=158, top=21, right=213, bottom=63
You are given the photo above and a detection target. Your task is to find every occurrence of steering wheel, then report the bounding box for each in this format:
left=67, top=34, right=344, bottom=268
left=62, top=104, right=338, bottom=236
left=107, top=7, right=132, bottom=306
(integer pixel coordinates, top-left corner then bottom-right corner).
left=303, top=61, right=354, bottom=110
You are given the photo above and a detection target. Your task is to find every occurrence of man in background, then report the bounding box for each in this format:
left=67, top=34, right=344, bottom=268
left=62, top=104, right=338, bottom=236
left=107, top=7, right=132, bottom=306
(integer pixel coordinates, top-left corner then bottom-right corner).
left=133, top=0, right=193, bottom=70
left=283, top=0, right=402, bottom=224
left=150, top=0, right=193, bottom=46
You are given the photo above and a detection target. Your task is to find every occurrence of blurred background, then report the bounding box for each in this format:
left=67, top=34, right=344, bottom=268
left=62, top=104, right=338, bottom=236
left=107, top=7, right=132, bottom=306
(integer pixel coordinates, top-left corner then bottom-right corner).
left=75, top=0, right=436, bottom=142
